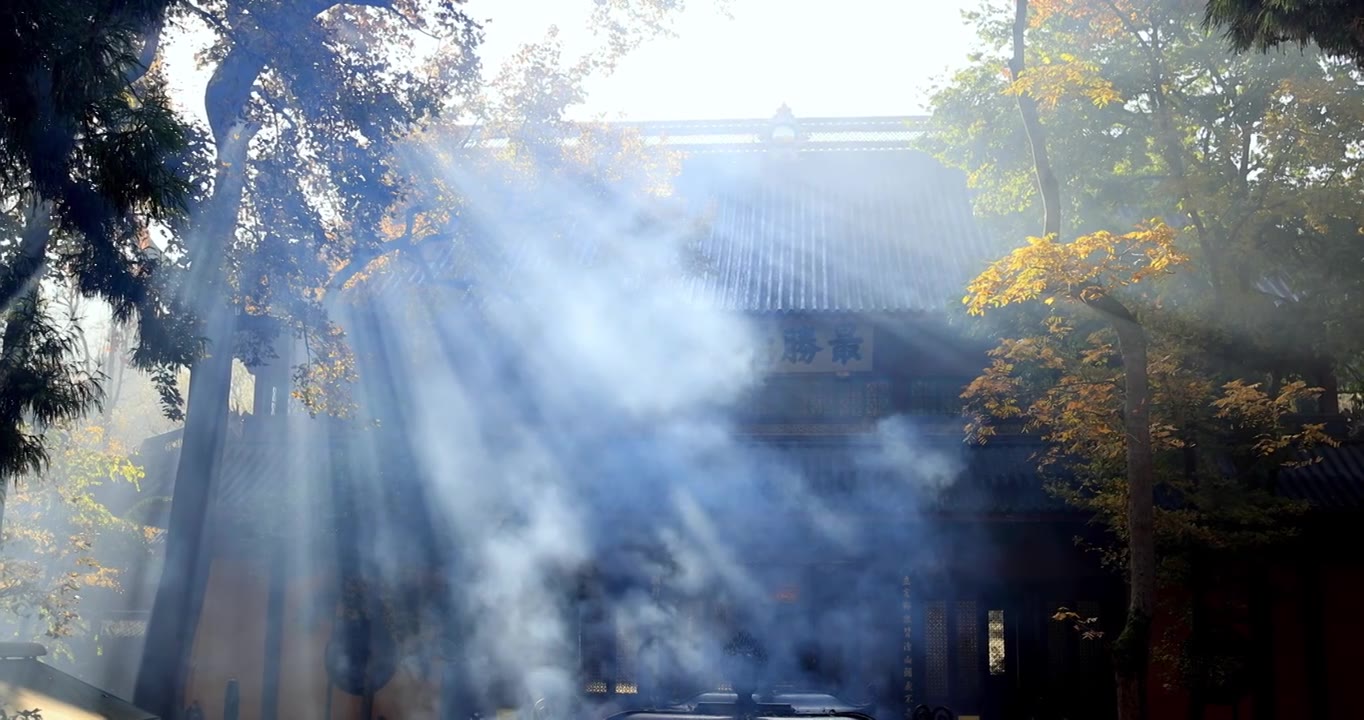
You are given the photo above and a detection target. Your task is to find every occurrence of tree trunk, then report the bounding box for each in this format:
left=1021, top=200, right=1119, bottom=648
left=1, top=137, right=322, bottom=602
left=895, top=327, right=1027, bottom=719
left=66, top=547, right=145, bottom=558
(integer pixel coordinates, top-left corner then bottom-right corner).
left=1312, top=356, right=1340, bottom=416
left=1009, top=2, right=1156, bottom=717
left=1109, top=312, right=1155, bottom=720
left=132, top=9, right=271, bottom=704
left=134, top=112, right=259, bottom=717
left=132, top=308, right=235, bottom=718
left=1010, top=0, right=1061, bottom=241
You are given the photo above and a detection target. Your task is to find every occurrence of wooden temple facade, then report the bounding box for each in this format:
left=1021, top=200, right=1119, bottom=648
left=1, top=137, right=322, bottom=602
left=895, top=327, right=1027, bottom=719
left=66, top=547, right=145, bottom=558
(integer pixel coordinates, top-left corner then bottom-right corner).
left=120, top=112, right=1364, bottom=720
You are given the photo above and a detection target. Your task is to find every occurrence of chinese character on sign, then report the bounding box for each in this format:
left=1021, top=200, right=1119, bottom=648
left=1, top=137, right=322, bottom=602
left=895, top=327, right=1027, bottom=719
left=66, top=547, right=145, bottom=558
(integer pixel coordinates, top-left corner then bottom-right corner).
left=830, top=323, right=863, bottom=365
left=782, top=324, right=822, bottom=364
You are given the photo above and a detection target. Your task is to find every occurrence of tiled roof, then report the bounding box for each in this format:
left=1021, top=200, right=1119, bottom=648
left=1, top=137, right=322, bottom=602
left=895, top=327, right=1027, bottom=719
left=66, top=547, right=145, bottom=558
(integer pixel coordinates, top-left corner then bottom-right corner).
left=676, top=149, right=993, bottom=313
left=371, top=117, right=994, bottom=315
left=1277, top=443, right=1364, bottom=511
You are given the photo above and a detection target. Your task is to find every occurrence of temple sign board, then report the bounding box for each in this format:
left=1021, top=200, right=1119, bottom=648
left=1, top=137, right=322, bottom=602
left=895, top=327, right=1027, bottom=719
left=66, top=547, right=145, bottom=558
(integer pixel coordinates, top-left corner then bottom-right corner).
left=755, top=319, right=874, bottom=374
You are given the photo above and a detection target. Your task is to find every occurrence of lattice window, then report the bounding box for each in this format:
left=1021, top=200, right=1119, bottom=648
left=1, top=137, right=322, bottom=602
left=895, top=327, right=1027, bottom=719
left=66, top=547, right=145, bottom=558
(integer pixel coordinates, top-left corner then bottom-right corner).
left=901, top=576, right=914, bottom=716
left=987, top=610, right=1006, bottom=675
left=925, top=600, right=949, bottom=701
left=955, top=600, right=979, bottom=699
left=578, top=598, right=616, bottom=694
left=616, top=622, right=637, bottom=688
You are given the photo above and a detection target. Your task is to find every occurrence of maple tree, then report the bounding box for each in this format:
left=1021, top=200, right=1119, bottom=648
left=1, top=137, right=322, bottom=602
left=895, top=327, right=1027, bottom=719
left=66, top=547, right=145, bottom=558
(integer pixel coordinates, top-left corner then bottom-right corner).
left=938, top=0, right=1364, bottom=714
left=0, top=422, right=154, bottom=666
left=923, top=0, right=1364, bottom=406
left=942, top=0, right=1361, bottom=717
left=965, top=222, right=1170, bottom=720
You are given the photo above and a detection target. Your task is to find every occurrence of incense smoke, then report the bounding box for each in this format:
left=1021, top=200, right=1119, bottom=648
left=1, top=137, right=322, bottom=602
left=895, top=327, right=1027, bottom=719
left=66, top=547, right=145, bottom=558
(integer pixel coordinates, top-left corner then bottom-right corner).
left=320, top=141, right=972, bottom=717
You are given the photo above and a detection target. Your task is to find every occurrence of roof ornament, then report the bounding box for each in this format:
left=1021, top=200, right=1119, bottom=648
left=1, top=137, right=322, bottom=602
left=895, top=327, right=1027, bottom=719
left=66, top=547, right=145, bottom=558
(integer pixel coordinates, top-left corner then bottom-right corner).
left=766, top=103, right=802, bottom=145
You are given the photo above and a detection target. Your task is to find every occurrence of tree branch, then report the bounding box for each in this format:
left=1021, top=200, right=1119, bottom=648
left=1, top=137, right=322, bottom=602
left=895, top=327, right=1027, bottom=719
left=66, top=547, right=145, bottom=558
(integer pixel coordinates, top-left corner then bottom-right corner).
left=123, top=11, right=167, bottom=86
left=0, top=203, right=53, bottom=318
left=1011, top=0, right=1061, bottom=239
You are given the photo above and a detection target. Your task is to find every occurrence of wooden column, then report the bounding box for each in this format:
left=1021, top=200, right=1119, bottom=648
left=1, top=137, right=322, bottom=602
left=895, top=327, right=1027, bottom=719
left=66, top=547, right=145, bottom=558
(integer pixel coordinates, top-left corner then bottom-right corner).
left=1248, top=569, right=1274, bottom=720
left=1302, top=563, right=1329, bottom=719
left=259, top=548, right=287, bottom=720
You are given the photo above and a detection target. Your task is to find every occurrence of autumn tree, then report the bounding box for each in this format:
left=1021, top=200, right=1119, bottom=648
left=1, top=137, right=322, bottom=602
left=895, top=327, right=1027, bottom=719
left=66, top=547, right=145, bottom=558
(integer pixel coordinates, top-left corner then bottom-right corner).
left=325, top=13, right=692, bottom=305
left=922, top=0, right=1364, bottom=404
left=0, top=422, right=153, bottom=665
left=933, top=0, right=1358, bottom=717
left=966, top=222, right=1177, bottom=719
left=963, top=290, right=1335, bottom=707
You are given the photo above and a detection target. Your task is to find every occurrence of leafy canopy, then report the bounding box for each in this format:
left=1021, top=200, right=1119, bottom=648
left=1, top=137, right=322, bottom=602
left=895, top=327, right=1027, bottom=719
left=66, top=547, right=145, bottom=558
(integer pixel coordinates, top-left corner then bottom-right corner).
left=963, top=222, right=1186, bottom=316
left=942, top=0, right=1346, bottom=584
left=0, top=1, right=199, bottom=478
left=0, top=422, right=153, bottom=660
left=1204, top=0, right=1364, bottom=64
left=924, top=0, right=1364, bottom=393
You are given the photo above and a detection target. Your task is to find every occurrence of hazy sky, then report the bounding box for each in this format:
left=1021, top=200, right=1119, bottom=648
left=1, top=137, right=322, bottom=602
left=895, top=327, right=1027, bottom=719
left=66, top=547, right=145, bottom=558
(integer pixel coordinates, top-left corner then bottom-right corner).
left=163, top=1, right=978, bottom=122
left=469, top=0, right=978, bottom=119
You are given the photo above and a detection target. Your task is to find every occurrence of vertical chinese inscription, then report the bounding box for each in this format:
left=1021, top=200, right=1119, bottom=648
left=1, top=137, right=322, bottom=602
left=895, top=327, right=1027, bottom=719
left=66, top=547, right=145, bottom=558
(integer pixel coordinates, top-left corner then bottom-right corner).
left=831, top=322, right=864, bottom=365
left=782, top=323, right=822, bottom=364
left=902, top=575, right=913, bottom=717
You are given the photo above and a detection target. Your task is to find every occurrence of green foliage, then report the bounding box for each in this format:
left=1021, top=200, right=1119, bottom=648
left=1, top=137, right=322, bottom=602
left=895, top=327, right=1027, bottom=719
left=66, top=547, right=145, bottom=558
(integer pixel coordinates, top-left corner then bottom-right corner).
left=0, top=1, right=187, bottom=214
left=164, top=0, right=488, bottom=419
left=1204, top=0, right=1364, bottom=64
left=0, top=422, right=152, bottom=661
left=0, top=293, right=102, bottom=479
left=0, top=1, right=201, bottom=480
left=945, top=0, right=1352, bottom=621
left=925, top=0, right=1364, bottom=397
left=318, top=17, right=691, bottom=414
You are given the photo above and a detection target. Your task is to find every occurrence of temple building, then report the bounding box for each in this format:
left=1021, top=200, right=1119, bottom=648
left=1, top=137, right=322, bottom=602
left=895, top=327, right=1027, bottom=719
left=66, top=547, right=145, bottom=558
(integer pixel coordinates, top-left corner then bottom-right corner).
left=120, top=110, right=1364, bottom=720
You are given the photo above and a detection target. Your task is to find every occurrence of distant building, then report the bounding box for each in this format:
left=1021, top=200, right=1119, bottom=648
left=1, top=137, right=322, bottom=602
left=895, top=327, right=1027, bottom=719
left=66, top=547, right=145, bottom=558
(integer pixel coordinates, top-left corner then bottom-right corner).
left=127, top=110, right=1364, bottom=720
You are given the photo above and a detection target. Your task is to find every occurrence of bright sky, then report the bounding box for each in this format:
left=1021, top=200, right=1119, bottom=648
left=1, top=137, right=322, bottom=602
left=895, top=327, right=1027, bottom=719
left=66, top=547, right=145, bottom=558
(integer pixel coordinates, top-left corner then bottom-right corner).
left=164, top=0, right=978, bottom=122
left=470, top=0, right=978, bottom=120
